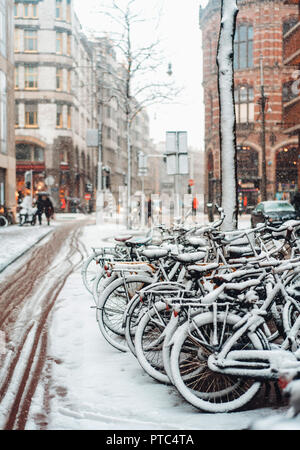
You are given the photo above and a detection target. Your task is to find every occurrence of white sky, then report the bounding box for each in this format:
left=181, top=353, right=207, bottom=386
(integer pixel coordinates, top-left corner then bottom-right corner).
left=74, top=0, right=206, bottom=150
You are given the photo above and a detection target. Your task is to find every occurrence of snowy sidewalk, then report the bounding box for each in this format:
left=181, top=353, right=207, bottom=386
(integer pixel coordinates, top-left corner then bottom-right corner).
left=0, top=225, right=54, bottom=273
left=0, top=213, right=90, bottom=273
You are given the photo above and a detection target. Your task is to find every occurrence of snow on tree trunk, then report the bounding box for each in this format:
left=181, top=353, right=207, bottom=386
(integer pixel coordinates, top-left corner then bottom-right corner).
left=217, top=0, right=239, bottom=231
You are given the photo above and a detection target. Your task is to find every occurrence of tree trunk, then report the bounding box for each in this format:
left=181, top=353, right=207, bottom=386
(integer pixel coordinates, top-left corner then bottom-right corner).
left=217, top=0, right=239, bottom=231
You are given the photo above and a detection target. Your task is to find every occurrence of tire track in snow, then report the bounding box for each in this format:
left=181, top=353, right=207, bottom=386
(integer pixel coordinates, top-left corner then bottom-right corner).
left=0, top=223, right=86, bottom=430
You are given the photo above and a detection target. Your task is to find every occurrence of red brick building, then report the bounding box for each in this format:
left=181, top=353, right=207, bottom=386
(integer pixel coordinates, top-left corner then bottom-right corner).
left=283, top=0, right=300, bottom=166
left=199, top=0, right=300, bottom=210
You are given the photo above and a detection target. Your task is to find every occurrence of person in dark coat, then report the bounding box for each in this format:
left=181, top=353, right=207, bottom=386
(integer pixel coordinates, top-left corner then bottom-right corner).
left=147, top=197, right=152, bottom=226
left=36, top=194, right=54, bottom=225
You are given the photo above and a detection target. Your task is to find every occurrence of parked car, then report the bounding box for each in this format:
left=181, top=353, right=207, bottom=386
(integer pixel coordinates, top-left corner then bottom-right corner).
left=251, top=200, right=297, bottom=228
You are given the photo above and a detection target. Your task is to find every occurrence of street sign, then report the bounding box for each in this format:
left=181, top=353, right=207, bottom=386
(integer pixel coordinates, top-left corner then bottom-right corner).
left=138, top=152, right=148, bottom=177
left=84, top=193, right=91, bottom=200
left=86, top=129, right=99, bottom=147
left=165, top=131, right=189, bottom=175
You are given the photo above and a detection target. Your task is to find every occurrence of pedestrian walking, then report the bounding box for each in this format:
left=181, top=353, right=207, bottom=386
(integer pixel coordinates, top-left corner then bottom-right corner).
left=192, top=196, right=198, bottom=217
left=36, top=193, right=54, bottom=225
left=147, top=196, right=152, bottom=226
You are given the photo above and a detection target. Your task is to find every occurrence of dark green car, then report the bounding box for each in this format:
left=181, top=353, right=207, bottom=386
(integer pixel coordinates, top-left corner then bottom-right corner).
left=251, top=200, right=297, bottom=228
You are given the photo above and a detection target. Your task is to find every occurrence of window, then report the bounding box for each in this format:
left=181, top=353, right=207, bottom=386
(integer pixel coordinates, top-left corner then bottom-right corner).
left=16, top=143, right=44, bottom=161
left=56, top=0, right=63, bottom=20
left=24, top=29, right=37, bottom=52
left=31, top=4, right=38, bottom=18
left=283, top=80, right=298, bottom=103
left=25, top=103, right=38, bottom=127
left=56, top=68, right=63, bottom=90
left=56, top=104, right=63, bottom=128
left=34, top=146, right=44, bottom=161
left=66, top=0, right=71, bottom=22
left=234, top=85, right=254, bottom=123
left=67, top=34, right=71, bottom=56
left=14, top=3, right=19, bottom=17
left=15, top=103, right=19, bottom=127
left=23, top=4, right=30, bottom=18
left=67, top=106, right=71, bottom=129
left=0, top=70, right=7, bottom=154
left=14, top=28, right=20, bottom=52
left=234, top=24, right=253, bottom=70
left=56, top=32, right=63, bottom=54
left=0, top=0, right=6, bottom=57
left=283, top=18, right=298, bottom=35
left=25, top=65, right=38, bottom=89
left=15, top=66, right=19, bottom=89
left=67, top=70, right=71, bottom=92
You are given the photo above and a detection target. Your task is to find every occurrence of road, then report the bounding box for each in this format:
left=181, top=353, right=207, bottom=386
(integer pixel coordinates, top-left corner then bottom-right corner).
left=0, top=220, right=89, bottom=430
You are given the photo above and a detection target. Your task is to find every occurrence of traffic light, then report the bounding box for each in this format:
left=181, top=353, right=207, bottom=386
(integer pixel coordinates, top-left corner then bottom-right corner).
left=26, top=181, right=31, bottom=189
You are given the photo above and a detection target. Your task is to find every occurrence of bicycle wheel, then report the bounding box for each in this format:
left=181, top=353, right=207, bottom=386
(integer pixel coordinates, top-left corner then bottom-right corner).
left=96, top=275, right=154, bottom=352
left=92, top=268, right=115, bottom=305
left=124, top=282, right=187, bottom=356
left=283, top=301, right=300, bottom=347
left=170, top=310, right=267, bottom=413
left=81, top=250, right=116, bottom=294
left=0, top=215, right=8, bottom=227
left=283, top=273, right=300, bottom=346
left=134, top=301, right=172, bottom=384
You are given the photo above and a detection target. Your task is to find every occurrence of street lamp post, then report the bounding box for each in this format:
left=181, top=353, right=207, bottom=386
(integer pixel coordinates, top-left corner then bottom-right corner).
left=96, top=100, right=104, bottom=225
left=260, top=54, right=267, bottom=202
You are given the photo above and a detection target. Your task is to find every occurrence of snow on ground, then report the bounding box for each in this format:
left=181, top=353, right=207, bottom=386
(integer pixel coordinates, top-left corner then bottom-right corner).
left=0, top=224, right=53, bottom=273
left=0, top=213, right=89, bottom=273
left=24, top=218, right=291, bottom=431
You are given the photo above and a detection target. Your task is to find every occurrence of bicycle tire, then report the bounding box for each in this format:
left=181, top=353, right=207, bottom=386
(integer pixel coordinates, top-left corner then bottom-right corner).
left=81, top=250, right=116, bottom=294
left=170, top=310, right=267, bottom=413
left=0, top=215, right=8, bottom=227
left=96, top=274, right=154, bottom=352
left=124, top=281, right=187, bottom=356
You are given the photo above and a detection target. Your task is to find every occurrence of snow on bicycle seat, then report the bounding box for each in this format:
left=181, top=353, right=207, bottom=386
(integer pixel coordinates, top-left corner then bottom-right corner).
left=186, top=236, right=208, bottom=247
left=172, top=251, right=206, bottom=263
left=114, top=235, right=133, bottom=242
left=187, top=262, right=220, bottom=273
left=141, top=248, right=169, bottom=260
left=126, top=236, right=152, bottom=246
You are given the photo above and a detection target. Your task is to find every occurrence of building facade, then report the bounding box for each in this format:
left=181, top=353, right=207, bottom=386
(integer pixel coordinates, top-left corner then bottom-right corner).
left=0, top=0, right=16, bottom=212
left=14, top=0, right=98, bottom=211
left=200, top=0, right=299, bottom=210
left=90, top=37, right=160, bottom=207
left=283, top=0, right=300, bottom=168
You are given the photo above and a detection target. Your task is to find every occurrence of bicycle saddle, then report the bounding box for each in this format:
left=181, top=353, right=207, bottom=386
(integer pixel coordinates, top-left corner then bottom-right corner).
left=114, top=235, right=133, bottom=242
left=141, top=248, right=170, bottom=260
left=125, top=236, right=152, bottom=246
left=186, top=236, right=208, bottom=248
left=172, top=251, right=206, bottom=263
